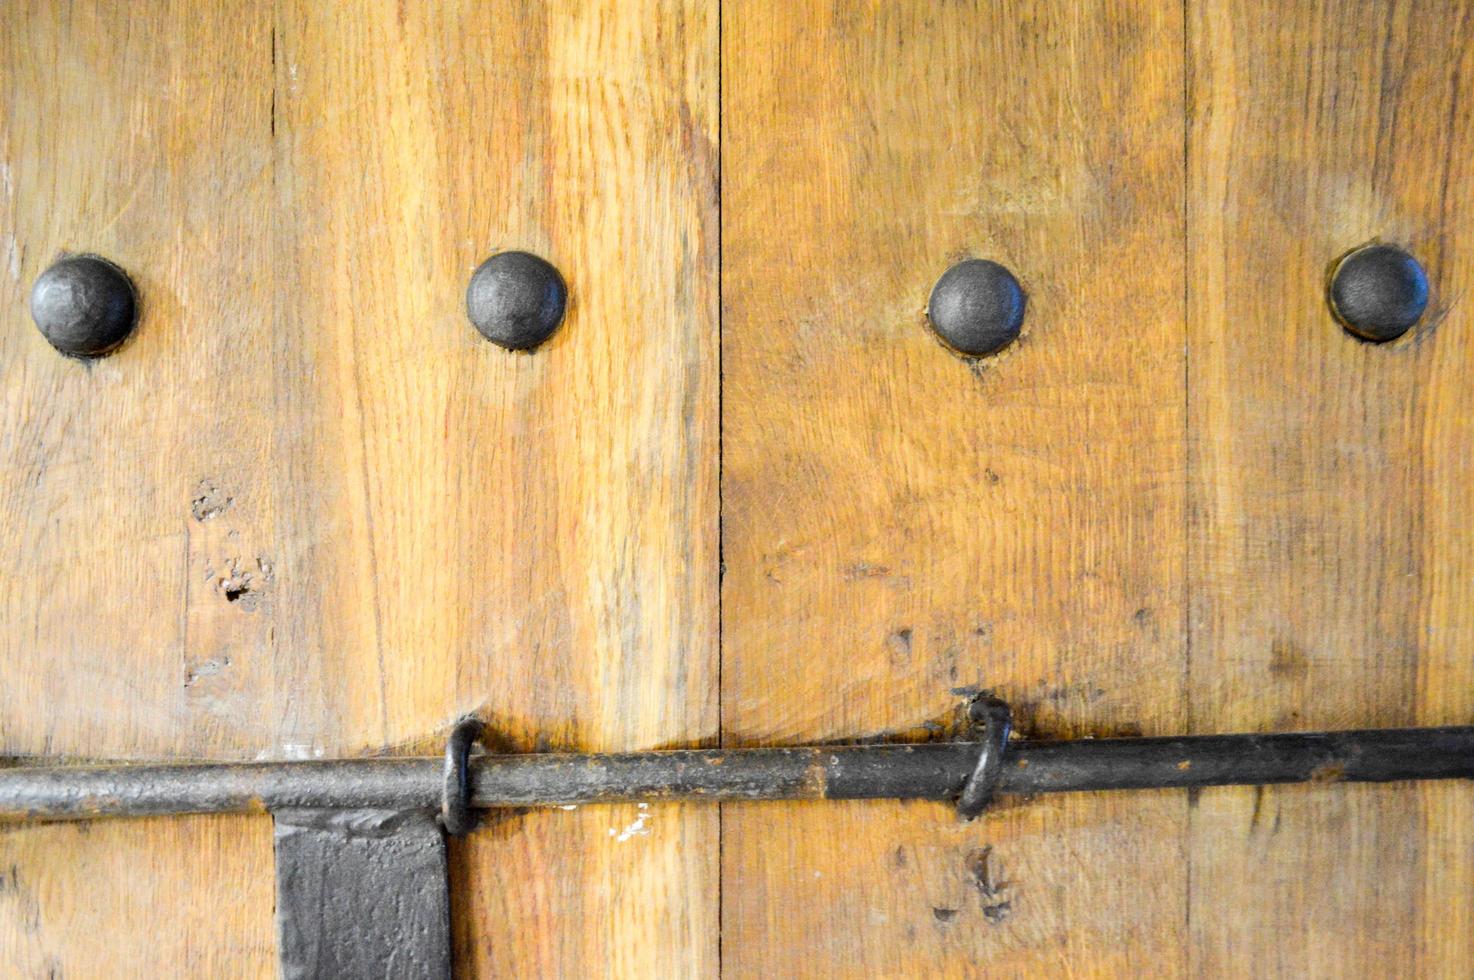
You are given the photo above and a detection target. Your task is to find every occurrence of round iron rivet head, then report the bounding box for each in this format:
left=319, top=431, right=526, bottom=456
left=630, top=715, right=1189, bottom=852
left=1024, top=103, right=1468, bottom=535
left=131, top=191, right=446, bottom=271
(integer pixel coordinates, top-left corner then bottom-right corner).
left=927, top=259, right=1026, bottom=357
left=1328, top=244, right=1429, bottom=342
left=466, top=251, right=568, bottom=351
left=29, top=254, right=139, bottom=358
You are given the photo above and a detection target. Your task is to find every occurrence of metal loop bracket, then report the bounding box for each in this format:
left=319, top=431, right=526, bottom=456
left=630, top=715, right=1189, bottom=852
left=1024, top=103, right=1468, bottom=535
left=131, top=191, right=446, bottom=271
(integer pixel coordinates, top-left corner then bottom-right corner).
left=441, top=716, right=486, bottom=836
left=957, top=695, right=1013, bottom=820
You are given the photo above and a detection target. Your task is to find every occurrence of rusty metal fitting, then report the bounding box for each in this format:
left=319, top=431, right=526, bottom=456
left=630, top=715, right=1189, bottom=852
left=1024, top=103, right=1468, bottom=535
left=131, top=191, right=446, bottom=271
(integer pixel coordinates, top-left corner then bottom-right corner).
left=957, top=695, right=1013, bottom=820
left=441, top=716, right=486, bottom=836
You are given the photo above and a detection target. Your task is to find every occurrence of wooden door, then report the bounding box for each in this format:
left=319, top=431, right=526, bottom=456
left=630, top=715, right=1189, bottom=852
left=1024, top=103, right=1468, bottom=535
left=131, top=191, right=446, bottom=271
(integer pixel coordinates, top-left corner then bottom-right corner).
left=1, top=1, right=1470, bottom=976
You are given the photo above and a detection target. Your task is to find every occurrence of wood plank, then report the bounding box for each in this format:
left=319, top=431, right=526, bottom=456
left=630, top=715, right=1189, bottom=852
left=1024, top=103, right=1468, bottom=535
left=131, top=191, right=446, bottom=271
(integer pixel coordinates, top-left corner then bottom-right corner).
left=271, top=2, right=720, bottom=965
left=0, top=3, right=278, bottom=974
left=1189, top=782, right=1474, bottom=977
left=0, top=0, right=719, bottom=974
left=453, top=803, right=717, bottom=978
left=0, top=0, right=277, bottom=760
left=269, top=0, right=718, bottom=759
left=1187, top=0, right=1474, bottom=972
left=720, top=1, right=1189, bottom=974
left=723, top=795, right=1186, bottom=979
left=0, top=816, right=276, bottom=977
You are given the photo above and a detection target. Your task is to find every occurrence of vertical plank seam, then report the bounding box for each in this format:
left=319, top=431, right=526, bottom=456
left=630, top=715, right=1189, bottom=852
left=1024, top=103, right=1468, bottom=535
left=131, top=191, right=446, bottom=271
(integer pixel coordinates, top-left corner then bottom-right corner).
left=716, top=1, right=727, bottom=977
left=1421, top=5, right=1471, bottom=964
left=1181, top=0, right=1197, bottom=972
left=268, top=0, right=283, bottom=749
left=1180, top=0, right=1194, bottom=737
left=269, top=7, right=291, bottom=971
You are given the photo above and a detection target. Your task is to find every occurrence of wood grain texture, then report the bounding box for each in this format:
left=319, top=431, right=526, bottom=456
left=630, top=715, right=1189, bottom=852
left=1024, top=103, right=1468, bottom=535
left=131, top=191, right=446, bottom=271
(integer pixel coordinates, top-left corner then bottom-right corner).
left=1187, top=0, right=1474, bottom=974
left=453, top=803, right=717, bottom=978
left=722, top=795, right=1186, bottom=979
left=720, top=1, right=1189, bottom=975
left=0, top=816, right=277, bottom=977
left=0, top=0, right=718, bottom=975
left=0, top=0, right=277, bottom=761
left=0, top=3, right=280, bottom=974
left=2, top=1, right=1472, bottom=977
left=266, top=0, right=717, bottom=758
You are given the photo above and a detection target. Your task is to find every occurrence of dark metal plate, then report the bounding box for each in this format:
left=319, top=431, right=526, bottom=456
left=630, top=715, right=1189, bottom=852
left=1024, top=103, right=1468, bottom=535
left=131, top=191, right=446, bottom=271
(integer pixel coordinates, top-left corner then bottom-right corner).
left=273, top=808, right=451, bottom=980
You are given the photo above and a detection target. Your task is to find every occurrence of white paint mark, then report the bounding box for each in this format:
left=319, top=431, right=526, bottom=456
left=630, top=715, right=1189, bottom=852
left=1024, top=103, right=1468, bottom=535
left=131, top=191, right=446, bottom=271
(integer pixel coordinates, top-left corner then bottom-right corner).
left=271, top=743, right=326, bottom=761
left=559, top=805, right=578, bottom=811
left=609, top=808, right=651, bottom=842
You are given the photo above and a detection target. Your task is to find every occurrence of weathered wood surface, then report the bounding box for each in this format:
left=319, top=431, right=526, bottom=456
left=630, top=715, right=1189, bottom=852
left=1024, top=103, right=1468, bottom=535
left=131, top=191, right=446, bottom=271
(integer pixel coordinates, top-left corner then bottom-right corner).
left=0, top=815, right=277, bottom=976
left=1186, top=0, right=1474, bottom=973
left=0, top=3, right=282, bottom=973
left=721, top=1, right=1193, bottom=974
left=0, top=0, right=718, bottom=975
left=723, top=0, right=1472, bottom=976
left=1, top=0, right=1471, bottom=976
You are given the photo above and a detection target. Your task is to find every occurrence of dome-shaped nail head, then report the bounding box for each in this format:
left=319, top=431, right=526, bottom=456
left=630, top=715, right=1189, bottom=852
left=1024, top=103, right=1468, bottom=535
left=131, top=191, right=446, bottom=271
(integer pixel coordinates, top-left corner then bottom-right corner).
left=1328, top=244, right=1428, bottom=342
left=30, top=254, right=139, bottom=358
left=927, top=259, right=1026, bottom=357
left=466, top=251, right=568, bottom=351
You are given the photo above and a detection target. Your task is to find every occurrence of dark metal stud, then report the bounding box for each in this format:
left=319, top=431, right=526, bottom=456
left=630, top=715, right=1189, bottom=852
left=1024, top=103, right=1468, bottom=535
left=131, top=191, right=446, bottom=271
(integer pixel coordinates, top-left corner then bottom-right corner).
left=29, top=254, right=139, bottom=357
left=1328, top=243, right=1429, bottom=342
left=465, top=250, right=568, bottom=350
left=926, top=258, right=1026, bottom=356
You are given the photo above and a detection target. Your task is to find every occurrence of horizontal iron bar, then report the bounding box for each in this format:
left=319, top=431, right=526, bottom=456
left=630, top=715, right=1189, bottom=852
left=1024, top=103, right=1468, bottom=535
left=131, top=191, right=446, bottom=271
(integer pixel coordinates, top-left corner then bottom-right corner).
left=0, top=726, right=1469, bottom=822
